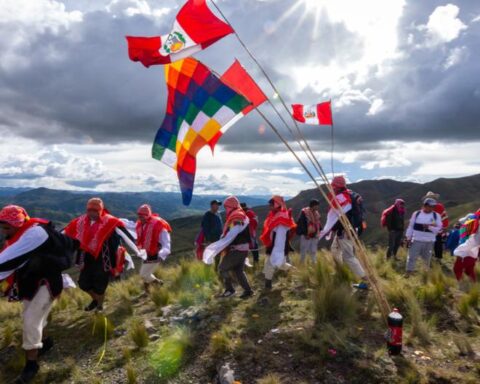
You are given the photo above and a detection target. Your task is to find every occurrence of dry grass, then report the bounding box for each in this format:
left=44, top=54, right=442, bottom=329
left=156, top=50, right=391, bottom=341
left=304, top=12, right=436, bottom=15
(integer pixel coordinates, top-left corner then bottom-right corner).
left=150, top=286, right=171, bottom=308
left=129, top=319, right=149, bottom=349
left=256, top=373, right=283, bottom=384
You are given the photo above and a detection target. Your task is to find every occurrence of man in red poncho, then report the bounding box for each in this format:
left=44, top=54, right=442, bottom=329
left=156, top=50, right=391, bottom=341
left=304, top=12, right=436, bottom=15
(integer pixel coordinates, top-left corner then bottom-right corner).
left=203, top=196, right=254, bottom=299
left=135, top=204, right=172, bottom=293
left=260, top=196, right=296, bottom=289
left=319, top=176, right=369, bottom=289
left=64, top=198, right=140, bottom=312
left=0, top=205, right=79, bottom=383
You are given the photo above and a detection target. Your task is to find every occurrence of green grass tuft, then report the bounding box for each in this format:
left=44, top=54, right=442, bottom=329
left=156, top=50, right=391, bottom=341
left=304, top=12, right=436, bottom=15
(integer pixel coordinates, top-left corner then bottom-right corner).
left=149, top=327, right=192, bottom=379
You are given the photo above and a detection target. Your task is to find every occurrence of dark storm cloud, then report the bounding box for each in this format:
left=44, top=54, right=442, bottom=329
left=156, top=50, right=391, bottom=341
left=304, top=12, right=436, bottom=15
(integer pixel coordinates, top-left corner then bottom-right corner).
left=0, top=0, right=479, bottom=152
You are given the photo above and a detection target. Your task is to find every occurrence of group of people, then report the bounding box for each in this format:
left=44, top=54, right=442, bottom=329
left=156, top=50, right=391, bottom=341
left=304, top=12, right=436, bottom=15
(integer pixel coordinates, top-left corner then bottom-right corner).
left=382, top=191, right=480, bottom=281
left=201, top=175, right=370, bottom=297
left=1, top=177, right=480, bottom=383
left=0, top=199, right=171, bottom=383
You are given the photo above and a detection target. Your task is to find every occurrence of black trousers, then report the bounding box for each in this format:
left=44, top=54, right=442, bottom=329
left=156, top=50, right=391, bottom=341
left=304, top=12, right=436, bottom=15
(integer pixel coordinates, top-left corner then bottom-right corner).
left=251, top=238, right=259, bottom=263
left=434, top=234, right=444, bottom=260
left=386, top=230, right=403, bottom=259
left=218, top=250, right=252, bottom=293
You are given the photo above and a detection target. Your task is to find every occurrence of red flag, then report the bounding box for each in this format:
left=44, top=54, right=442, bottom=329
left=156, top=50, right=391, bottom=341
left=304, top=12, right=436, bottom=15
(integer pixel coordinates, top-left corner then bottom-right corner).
left=292, top=102, right=333, bottom=125
left=220, top=60, right=268, bottom=115
left=126, top=0, right=233, bottom=67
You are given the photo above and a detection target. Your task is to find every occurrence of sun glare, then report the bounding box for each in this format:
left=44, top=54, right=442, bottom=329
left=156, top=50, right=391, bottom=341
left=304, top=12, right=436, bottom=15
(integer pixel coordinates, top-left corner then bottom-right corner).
left=300, top=0, right=323, bottom=11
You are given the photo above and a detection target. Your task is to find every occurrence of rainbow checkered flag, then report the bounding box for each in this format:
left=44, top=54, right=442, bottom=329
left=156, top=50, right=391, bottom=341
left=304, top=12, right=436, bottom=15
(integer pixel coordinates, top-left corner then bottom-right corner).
left=153, top=58, right=251, bottom=205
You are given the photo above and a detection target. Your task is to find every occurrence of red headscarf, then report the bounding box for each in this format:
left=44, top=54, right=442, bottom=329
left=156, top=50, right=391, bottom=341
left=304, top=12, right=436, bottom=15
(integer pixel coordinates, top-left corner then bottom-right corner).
left=331, top=175, right=347, bottom=191
left=260, top=196, right=296, bottom=247
left=0, top=205, right=30, bottom=228
left=223, top=196, right=247, bottom=235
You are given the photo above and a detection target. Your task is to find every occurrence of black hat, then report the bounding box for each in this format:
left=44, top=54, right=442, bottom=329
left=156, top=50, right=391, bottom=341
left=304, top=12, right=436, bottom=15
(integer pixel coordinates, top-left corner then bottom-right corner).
left=309, top=199, right=320, bottom=207
left=210, top=199, right=222, bottom=206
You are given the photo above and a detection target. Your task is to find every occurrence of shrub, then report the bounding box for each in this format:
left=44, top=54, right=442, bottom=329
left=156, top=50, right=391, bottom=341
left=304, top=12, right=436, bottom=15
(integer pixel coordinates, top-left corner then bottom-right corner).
left=126, top=363, right=137, bottom=384
left=312, top=260, right=359, bottom=326
left=151, top=287, right=171, bottom=308
left=129, top=319, right=149, bottom=349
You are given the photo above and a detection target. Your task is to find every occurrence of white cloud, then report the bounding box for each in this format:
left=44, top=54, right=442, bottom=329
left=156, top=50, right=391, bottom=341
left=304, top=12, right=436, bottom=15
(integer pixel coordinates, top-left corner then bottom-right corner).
left=367, top=98, right=384, bottom=116
left=444, top=46, right=469, bottom=69
left=0, top=0, right=83, bottom=71
left=420, top=4, right=467, bottom=47
left=106, top=0, right=171, bottom=18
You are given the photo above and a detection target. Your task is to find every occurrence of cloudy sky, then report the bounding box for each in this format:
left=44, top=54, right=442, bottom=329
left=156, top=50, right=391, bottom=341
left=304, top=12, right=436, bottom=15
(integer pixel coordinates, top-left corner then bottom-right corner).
left=0, top=0, right=479, bottom=198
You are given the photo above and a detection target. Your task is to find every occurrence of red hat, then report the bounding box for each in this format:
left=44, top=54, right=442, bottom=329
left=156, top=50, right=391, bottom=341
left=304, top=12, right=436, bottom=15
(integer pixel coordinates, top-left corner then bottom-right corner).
left=0, top=205, right=30, bottom=228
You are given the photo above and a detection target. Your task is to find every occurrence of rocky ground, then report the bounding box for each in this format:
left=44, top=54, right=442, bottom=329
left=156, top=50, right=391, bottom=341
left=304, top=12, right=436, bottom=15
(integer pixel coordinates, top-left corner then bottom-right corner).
left=1, top=249, right=480, bottom=383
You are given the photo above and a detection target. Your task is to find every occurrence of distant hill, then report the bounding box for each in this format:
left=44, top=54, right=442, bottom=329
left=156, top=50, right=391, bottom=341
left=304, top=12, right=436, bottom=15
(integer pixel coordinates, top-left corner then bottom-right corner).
left=0, top=187, right=268, bottom=227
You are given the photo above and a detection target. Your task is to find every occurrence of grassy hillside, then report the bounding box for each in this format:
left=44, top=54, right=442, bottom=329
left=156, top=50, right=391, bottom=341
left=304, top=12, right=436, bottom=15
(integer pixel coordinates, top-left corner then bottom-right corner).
left=1, top=249, right=480, bottom=383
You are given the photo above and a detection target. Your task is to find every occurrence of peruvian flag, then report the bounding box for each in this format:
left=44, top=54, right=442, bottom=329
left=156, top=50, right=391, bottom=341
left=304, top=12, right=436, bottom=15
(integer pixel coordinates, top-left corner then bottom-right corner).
left=126, top=0, right=233, bottom=67
left=291, top=102, right=333, bottom=125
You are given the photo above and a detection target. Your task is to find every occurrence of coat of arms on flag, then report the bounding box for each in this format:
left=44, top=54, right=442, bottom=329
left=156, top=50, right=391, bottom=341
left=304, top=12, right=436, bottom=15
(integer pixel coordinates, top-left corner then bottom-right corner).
left=126, top=0, right=233, bottom=67
left=292, top=102, right=333, bottom=125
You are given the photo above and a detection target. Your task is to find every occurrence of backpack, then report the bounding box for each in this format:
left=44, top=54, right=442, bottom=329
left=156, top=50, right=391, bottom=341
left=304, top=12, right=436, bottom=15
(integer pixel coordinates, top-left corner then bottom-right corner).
left=349, top=191, right=365, bottom=231
left=381, top=205, right=395, bottom=227
left=42, top=223, right=80, bottom=272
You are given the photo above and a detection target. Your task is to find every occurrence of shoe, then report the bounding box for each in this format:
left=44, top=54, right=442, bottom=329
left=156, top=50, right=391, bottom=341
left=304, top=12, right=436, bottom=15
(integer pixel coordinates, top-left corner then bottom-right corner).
left=265, top=279, right=272, bottom=290
left=353, top=282, right=368, bottom=290
left=95, top=305, right=104, bottom=313
left=239, top=290, right=254, bottom=299
left=39, top=337, right=54, bottom=356
left=220, top=290, right=235, bottom=298
left=84, top=300, right=98, bottom=312
left=15, top=361, right=39, bottom=383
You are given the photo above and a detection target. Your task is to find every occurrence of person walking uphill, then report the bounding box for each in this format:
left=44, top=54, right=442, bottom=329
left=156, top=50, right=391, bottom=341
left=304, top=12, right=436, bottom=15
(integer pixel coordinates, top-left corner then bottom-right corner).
left=64, top=198, right=141, bottom=312
left=405, top=198, right=443, bottom=275
left=381, top=199, right=406, bottom=259
left=203, top=196, right=254, bottom=299
left=135, top=204, right=172, bottom=293
left=0, top=205, right=79, bottom=383
left=423, top=191, right=449, bottom=260
left=296, top=199, right=322, bottom=263
left=260, top=196, right=296, bottom=289
left=319, top=176, right=368, bottom=290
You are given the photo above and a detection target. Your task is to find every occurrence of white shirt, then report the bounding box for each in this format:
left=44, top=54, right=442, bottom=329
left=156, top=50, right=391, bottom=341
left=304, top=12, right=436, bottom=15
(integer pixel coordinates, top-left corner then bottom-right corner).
left=203, top=218, right=249, bottom=265
left=270, top=225, right=289, bottom=267
left=0, top=225, right=48, bottom=280
left=405, top=210, right=442, bottom=242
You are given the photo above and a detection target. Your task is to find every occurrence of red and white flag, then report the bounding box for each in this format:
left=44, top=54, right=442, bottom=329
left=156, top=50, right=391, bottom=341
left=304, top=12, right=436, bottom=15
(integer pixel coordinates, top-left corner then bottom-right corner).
left=126, top=0, right=233, bottom=67
left=291, top=102, right=333, bottom=125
